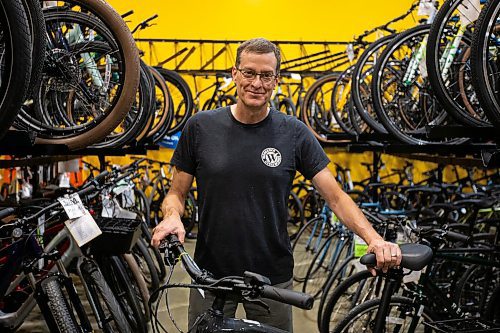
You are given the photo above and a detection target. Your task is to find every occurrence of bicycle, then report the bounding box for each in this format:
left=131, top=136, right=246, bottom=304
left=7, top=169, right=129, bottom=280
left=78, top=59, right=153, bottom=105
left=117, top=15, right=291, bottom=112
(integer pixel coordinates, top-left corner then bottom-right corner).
left=150, top=234, right=314, bottom=333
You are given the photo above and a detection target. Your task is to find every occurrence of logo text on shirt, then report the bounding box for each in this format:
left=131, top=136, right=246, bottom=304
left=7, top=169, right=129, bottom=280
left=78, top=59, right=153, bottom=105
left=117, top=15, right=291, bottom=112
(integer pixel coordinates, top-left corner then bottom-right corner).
left=261, top=148, right=282, bottom=168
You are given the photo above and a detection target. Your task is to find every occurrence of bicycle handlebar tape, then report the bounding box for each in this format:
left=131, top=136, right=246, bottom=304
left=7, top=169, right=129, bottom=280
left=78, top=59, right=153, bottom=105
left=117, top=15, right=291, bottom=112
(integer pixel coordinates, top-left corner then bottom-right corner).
left=77, top=184, right=96, bottom=197
left=261, top=285, right=314, bottom=310
left=360, top=243, right=433, bottom=271
left=0, top=207, right=15, bottom=220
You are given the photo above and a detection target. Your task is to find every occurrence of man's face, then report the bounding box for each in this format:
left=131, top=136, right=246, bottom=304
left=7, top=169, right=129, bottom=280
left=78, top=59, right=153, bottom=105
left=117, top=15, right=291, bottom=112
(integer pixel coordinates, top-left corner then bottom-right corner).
left=232, top=51, right=278, bottom=109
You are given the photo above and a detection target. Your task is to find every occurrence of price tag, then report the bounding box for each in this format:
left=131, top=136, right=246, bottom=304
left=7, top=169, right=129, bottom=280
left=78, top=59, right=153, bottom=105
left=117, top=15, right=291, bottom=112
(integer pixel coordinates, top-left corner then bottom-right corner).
left=290, top=73, right=302, bottom=81
left=58, top=193, right=87, bottom=219
left=65, top=212, right=102, bottom=247
left=354, top=234, right=368, bottom=258
left=458, top=0, right=481, bottom=26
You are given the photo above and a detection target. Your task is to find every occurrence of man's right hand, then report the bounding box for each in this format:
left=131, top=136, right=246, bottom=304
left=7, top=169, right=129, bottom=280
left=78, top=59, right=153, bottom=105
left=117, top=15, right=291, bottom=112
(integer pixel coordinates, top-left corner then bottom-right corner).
left=151, top=212, right=186, bottom=247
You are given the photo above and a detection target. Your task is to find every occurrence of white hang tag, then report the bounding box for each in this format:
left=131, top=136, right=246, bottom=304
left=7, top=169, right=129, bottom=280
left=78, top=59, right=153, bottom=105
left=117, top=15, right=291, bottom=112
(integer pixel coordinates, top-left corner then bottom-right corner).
left=112, top=179, right=129, bottom=195
left=59, top=172, right=70, bottom=188
left=121, top=186, right=136, bottom=208
left=346, top=43, right=355, bottom=63
left=458, top=0, right=481, bottom=26
left=113, top=199, right=137, bottom=219
left=21, top=182, right=32, bottom=199
left=290, top=73, right=302, bottom=81
left=58, top=193, right=87, bottom=219
left=65, top=212, right=102, bottom=247
left=418, top=0, right=435, bottom=16
left=101, top=193, right=115, bottom=218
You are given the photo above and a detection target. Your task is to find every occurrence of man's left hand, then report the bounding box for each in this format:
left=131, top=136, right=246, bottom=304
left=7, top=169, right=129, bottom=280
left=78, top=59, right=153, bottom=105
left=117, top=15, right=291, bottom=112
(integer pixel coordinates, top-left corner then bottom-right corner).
left=366, top=239, right=401, bottom=276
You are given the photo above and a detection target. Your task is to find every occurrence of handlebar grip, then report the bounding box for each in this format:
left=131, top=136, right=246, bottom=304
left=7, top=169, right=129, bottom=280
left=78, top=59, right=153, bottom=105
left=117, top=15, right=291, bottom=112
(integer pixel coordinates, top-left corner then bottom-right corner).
left=360, top=253, right=376, bottom=266
left=0, top=207, right=15, bottom=220
left=77, top=184, right=96, bottom=197
left=92, top=170, right=109, bottom=183
left=445, top=231, right=469, bottom=243
left=261, top=285, right=314, bottom=310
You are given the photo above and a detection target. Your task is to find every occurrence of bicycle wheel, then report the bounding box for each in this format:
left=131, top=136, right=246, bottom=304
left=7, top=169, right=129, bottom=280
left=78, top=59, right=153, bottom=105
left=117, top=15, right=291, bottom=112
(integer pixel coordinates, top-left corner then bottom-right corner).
left=18, top=0, right=140, bottom=150
left=320, top=270, right=385, bottom=333
left=352, top=35, right=395, bottom=134
left=331, top=66, right=358, bottom=135
left=372, top=24, right=468, bottom=145
left=332, top=296, right=428, bottom=333
left=154, top=67, right=193, bottom=135
left=279, top=96, right=297, bottom=117
left=21, top=0, right=46, bottom=97
left=132, top=238, right=160, bottom=297
left=80, top=259, right=132, bottom=333
left=470, top=0, right=500, bottom=127
left=97, top=256, right=148, bottom=333
left=301, top=73, right=343, bottom=137
left=303, top=233, right=352, bottom=299
left=292, top=216, right=330, bottom=282
left=36, top=276, right=80, bottom=333
left=426, top=0, right=490, bottom=126
left=90, top=52, right=152, bottom=148
left=0, top=0, right=31, bottom=141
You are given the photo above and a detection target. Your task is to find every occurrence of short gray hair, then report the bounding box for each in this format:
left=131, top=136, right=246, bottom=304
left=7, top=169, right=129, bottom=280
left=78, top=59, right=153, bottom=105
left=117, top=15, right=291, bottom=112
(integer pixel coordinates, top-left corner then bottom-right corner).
left=235, top=38, right=281, bottom=74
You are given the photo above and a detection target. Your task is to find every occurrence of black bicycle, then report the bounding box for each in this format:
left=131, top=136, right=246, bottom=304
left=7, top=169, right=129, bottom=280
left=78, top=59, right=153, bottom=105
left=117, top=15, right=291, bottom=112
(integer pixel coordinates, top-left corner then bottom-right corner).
left=150, top=234, right=314, bottom=333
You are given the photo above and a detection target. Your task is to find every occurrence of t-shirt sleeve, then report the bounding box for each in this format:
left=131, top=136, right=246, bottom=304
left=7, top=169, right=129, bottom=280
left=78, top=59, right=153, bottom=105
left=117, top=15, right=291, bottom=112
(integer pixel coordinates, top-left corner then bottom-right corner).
left=170, top=116, right=197, bottom=175
left=295, top=120, right=330, bottom=180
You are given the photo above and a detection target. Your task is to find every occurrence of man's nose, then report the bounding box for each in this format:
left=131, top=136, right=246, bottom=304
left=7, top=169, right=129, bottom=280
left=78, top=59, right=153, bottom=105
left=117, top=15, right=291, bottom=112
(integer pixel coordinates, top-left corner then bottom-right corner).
left=250, top=76, right=264, bottom=88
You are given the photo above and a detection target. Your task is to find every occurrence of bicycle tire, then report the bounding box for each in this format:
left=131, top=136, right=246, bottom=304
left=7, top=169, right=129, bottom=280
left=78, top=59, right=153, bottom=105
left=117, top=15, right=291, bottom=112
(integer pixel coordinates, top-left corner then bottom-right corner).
left=287, top=190, right=305, bottom=240
left=332, top=296, right=429, bottom=333
left=351, top=35, right=395, bottom=134
left=470, top=0, right=500, bottom=127
left=31, top=0, right=140, bottom=149
left=133, top=238, right=160, bottom=298
left=331, top=65, right=358, bottom=135
left=37, top=276, right=80, bottom=333
left=148, top=66, right=173, bottom=142
left=426, top=0, right=490, bottom=127
left=122, top=253, right=151, bottom=320
left=97, top=256, right=148, bottom=333
left=80, top=259, right=132, bottom=333
left=279, top=97, right=297, bottom=117
left=0, top=0, right=32, bottom=141
left=91, top=59, right=153, bottom=148
left=372, top=24, right=467, bottom=145
left=21, top=0, right=46, bottom=97
left=154, top=67, right=194, bottom=135
left=292, top=216, right=330, bottom=282
left=320, top=269, right=383, bottom=333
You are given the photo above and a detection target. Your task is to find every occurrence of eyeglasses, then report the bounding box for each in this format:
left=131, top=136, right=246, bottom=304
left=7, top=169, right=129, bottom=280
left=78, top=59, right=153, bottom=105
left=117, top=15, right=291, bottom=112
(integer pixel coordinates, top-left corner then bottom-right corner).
left=237, top=68, right=277, bottom=83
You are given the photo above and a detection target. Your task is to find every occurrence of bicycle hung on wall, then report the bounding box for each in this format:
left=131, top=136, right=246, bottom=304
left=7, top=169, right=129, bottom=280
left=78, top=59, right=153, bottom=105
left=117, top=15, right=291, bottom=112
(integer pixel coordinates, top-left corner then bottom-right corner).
left=150, top=234, right=314, bottom=333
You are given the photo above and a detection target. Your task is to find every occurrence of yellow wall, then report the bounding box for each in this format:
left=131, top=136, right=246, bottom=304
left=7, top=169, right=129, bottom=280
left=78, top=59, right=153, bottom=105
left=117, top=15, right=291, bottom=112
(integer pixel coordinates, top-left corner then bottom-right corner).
left=90, top=0, right=471, bottom=184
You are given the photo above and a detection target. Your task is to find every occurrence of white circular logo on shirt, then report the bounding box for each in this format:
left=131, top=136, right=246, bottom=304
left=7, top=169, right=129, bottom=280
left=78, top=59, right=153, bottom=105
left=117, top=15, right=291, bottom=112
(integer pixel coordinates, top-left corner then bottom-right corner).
left=261, top=148, right=282, bottom=168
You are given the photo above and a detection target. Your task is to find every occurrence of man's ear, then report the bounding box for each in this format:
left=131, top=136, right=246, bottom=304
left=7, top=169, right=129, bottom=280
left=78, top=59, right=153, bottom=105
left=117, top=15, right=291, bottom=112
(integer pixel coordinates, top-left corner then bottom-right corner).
left=231, top=66, right=238, bottom=81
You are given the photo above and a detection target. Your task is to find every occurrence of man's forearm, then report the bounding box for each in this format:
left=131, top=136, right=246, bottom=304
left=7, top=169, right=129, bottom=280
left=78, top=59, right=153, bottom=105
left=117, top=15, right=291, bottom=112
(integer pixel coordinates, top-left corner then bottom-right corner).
left=161, top=191, right=185, bottom=219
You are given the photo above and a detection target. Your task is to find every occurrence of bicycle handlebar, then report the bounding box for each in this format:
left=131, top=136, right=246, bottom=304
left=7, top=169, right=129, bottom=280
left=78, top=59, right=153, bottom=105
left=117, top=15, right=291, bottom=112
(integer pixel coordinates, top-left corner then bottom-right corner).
left=0, top=207, right=15, bottom=220
left=160, top=234, right=314, bottom=310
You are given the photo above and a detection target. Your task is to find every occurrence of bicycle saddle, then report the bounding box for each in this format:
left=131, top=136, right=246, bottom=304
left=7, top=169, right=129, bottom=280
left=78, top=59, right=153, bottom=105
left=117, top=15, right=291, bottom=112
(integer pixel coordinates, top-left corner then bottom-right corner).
left=453, top=197, right=496, bottom=209
left=360, top=243, right=433, bottom=271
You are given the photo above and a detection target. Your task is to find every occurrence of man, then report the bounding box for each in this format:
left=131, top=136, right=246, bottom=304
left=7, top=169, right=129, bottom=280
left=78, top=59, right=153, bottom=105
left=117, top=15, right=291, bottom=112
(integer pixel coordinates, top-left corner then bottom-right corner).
left=151, top=37, right=401, bottom=332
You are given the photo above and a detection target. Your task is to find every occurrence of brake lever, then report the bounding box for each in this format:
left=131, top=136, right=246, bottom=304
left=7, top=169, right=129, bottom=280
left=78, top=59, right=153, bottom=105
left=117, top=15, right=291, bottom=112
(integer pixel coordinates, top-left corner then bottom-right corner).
left=242, top=296, right=270, bottom=314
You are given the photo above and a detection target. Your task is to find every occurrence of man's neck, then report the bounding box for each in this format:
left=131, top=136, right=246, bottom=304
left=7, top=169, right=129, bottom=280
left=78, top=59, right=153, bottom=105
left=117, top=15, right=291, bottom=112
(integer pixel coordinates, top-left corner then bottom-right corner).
left=230, top=103, right=269, bottom=124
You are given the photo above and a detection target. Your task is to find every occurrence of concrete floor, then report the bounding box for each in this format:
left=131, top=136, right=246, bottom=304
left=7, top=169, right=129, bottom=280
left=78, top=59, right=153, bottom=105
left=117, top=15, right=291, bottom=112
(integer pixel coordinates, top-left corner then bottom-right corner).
left=17, top=237, right=320, bottom=332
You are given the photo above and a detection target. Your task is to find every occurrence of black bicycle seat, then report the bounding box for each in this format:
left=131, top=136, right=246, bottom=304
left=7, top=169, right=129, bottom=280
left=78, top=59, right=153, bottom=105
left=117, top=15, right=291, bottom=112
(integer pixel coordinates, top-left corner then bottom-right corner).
left=360, top=243, right=433, bottom=271
left=453, top=198, right=496, bottom=209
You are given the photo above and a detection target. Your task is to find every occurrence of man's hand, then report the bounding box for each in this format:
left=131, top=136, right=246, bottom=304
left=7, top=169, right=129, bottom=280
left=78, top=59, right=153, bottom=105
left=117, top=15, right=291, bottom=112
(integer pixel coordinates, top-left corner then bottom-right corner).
left=366, top=238, right=402, bottom=276
left=151, top=208, right=186, bottom=247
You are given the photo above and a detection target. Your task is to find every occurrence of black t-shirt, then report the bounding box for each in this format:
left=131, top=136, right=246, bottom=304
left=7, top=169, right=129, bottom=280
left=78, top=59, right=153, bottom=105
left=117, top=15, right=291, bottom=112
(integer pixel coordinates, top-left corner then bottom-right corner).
left=171, top=107, right=330, bottom=284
